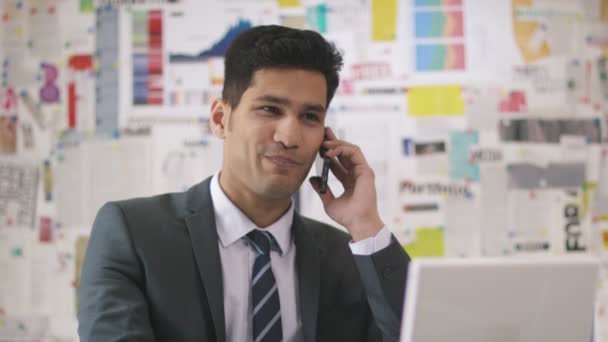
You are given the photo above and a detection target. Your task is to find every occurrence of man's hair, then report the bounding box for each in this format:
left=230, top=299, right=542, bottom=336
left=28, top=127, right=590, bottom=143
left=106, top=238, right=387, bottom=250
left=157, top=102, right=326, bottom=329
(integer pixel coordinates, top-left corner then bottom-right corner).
left=222, top=25, right=343, bottom=109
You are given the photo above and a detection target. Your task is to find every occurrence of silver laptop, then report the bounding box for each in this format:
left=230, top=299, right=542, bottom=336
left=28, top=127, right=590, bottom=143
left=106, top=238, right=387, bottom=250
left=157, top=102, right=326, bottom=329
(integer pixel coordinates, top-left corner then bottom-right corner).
left=400, top=256, right=599, bottom=342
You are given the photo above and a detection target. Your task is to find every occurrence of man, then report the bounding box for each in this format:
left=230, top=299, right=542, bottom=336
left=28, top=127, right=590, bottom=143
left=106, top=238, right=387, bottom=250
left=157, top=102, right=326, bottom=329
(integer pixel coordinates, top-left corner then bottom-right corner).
left=78, top=25, right=409, bottom=342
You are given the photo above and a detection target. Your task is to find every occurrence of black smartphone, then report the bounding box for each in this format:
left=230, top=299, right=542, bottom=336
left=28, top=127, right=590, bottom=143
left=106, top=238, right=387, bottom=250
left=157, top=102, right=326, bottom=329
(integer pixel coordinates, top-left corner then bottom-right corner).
left=319, top=145, right=330, bottom=194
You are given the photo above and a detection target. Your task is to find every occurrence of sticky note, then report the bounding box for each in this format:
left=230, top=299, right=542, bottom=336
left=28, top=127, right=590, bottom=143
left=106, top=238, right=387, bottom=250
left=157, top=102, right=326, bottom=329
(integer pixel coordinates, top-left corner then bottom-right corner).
left=407, top=85, right=465, bottom=116
left=80, top=0, right=93, bottom=13
left=372, top=0, right=398, bottom=41
left=279, top=0, right=301, bottom=8
left=402, top=227, right=444, bottom=257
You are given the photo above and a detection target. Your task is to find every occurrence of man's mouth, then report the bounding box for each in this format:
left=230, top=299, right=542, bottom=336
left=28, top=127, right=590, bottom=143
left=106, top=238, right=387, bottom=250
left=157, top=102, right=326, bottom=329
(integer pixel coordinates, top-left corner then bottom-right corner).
left=265, top=155, right=303, bottom=167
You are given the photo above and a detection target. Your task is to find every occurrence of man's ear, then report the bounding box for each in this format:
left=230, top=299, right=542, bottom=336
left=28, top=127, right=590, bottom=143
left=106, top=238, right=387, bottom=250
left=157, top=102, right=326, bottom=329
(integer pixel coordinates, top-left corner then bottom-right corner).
left=209, top=98, right=230, bottom=139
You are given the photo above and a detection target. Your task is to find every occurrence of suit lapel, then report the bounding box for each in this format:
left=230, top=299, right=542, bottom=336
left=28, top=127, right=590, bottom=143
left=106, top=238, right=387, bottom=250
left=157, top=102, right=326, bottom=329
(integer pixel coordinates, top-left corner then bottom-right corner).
left=184, top=178, right=226, bottom=342
left=293, top=213, right=323, bottom=342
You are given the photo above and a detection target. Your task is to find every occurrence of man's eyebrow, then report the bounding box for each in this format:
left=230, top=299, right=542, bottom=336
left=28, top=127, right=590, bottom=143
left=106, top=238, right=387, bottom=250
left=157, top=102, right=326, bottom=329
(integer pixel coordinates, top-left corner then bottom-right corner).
left=253, top=95, right=326, bottom=112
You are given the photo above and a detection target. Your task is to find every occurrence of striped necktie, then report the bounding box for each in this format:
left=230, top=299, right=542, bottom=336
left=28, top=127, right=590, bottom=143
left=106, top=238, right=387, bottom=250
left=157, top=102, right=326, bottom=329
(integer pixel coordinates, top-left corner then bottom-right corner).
left=247, top=229, right=283, bottom=342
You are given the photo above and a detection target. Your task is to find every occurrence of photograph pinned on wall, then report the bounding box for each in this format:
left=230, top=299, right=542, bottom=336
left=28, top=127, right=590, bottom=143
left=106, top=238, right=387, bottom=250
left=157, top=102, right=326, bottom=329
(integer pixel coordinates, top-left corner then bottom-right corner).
left=499, top=118, right=603, bottom=144
left=403, top=138, right=450, bottom=175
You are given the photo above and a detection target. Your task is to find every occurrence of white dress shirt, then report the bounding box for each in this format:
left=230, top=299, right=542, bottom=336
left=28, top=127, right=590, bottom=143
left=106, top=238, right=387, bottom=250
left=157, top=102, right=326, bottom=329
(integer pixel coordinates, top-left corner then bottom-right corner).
left=210, top=173, right=391, bottom=342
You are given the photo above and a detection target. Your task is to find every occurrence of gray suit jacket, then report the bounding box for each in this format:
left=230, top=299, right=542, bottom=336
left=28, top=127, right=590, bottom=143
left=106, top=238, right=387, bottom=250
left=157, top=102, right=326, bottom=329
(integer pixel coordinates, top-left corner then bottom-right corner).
left=78, top=177, right=410, bottom=342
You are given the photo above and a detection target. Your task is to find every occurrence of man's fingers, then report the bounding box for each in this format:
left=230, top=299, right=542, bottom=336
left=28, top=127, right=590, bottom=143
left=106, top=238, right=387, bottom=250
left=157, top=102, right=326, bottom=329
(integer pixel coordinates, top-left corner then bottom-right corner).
left=328, top=158, right=349, bottom=183
left=325, top=127, right=338, bottom=141
left=323, top=143, right=368, bottom=169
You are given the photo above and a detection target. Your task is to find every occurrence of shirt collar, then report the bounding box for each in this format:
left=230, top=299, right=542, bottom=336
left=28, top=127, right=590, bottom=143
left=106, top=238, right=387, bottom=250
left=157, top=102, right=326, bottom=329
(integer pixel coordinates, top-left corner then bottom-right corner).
left=210, top=172, right=293, bottom=255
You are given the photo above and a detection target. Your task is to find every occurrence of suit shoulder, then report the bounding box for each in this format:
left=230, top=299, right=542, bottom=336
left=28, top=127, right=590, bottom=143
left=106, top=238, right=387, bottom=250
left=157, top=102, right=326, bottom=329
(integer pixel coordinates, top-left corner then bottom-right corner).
left=96, top=190, right=191, bottom=241
left=109, top=190, right=188, bottom=219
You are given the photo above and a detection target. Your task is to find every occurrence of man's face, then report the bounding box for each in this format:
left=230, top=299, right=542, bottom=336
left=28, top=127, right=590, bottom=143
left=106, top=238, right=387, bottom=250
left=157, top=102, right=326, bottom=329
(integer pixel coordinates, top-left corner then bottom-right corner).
left=221, top=68, right=327, bottom=200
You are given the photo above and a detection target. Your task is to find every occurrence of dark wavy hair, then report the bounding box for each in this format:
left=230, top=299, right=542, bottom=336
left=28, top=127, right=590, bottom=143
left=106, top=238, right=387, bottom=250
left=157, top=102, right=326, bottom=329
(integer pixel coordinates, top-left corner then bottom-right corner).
left=222, top=25, right=343, bottom=108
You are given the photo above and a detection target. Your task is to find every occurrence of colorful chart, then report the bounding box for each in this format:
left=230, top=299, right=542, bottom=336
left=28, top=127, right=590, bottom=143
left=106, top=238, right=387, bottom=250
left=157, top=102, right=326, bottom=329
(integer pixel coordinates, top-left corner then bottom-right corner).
left=415, top=10, right=463, bottom=38
left=168, top=19, right=252, bottom=63
left=415, top=43, right=465, bottom=71
left=132, top=10, right=163, bottom=105
left=415, top=0, right=462, bottom=7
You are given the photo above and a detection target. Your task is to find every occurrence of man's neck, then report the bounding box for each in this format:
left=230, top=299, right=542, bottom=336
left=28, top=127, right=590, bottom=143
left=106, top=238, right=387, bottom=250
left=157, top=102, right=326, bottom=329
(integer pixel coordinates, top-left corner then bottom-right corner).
left=218, top=173, right=292, bottom=228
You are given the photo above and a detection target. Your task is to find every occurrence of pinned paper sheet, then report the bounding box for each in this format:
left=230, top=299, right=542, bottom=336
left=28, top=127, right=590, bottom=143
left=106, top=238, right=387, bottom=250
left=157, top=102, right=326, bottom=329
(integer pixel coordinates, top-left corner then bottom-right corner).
left=372, top=0, right=398, bottom=41
left=402, top=227, right=445, bottom=257
left=306, top=4, right=327, bottom=33
left=512, top=0, right=583, bottom=63
left=450, top=130, right=479, bottom=181
left=407, top=85, right=465, bottom=116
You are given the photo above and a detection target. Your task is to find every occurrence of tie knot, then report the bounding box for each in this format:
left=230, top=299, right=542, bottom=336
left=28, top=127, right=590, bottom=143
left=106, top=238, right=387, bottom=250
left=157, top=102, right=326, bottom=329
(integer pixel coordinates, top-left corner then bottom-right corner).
left=247, top=230, right=280, bottom=256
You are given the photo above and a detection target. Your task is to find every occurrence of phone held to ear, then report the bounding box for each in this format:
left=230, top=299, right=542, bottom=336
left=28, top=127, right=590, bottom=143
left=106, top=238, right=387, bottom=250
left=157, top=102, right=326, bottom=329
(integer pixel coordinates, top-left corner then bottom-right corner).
left=319, top=145, right=330, bottom=194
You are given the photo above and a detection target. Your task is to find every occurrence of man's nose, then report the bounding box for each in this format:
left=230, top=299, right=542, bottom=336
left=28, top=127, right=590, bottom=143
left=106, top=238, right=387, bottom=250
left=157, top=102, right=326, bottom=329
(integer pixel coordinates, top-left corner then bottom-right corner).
left=273, top=115, right=302, bottom=149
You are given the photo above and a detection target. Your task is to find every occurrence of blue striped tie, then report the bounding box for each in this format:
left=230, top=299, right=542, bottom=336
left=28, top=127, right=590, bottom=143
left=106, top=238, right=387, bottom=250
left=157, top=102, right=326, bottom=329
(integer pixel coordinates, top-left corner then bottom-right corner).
left=247, top=230, right=283, bottom=342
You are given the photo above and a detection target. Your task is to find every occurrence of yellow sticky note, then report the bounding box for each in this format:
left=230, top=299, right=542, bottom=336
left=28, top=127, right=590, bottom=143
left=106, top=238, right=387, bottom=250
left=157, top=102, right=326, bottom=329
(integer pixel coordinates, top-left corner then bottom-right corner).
left=279, top=0, right=301, bottom=8
left=372, top=0, right=397, bottom=41
left=582, top=182, right=597, bottom=217
left=407, top=85, right=465, bottom=116
left=402, top=227, right=444, bottom=258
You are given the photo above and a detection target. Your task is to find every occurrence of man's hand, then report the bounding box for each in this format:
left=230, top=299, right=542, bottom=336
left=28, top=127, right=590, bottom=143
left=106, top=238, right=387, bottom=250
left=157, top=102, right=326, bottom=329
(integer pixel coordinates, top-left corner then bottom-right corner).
left=309, top=127, right=384, bottom=241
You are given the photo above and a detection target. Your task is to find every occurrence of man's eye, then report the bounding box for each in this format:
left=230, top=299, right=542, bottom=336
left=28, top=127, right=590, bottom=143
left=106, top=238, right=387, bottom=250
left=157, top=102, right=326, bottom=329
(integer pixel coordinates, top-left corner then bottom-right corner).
left=303, top=113, right=320, bottom=122
left=260, top=106, right=280, bottom=114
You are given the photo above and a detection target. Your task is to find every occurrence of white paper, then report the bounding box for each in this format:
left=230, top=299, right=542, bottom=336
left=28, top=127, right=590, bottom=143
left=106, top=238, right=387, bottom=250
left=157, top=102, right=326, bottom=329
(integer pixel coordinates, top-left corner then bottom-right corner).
left=507, top=189, right=555, bottom=254
left=152, top=123, right=223, bottom=194
left=444, top=187, right=481, bottom=257
left=475, top=146, right=509, bottom=256
left=463, top=86, right=501, bottom=131
left=0, top=230, right=31, bottom=316
left=86, top=136, right=155, bottom=226
left=54, top=143, right=88, bottom=228
left=27, top=0, right=62, bottom=59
